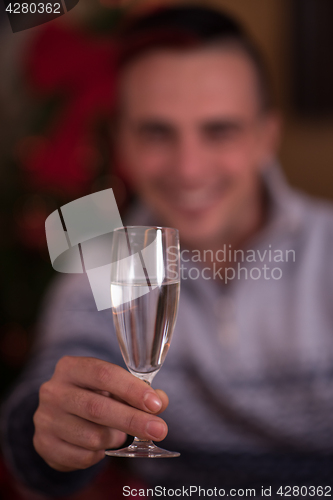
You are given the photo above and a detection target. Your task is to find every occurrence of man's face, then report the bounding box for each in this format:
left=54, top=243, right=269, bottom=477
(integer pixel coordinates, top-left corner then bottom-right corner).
left=116, top=46, right=279, bottom=249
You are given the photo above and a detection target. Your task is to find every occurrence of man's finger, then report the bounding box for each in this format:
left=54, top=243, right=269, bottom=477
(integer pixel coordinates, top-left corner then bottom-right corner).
left=154, top=389, right=169, bottom=414
left=35, top=408, right=127, bottom=451
left=33, top=432, right=105, bottom=472
left=58, top=385, right=168, bottom=440
left=55, top=356, right=164, bottom=413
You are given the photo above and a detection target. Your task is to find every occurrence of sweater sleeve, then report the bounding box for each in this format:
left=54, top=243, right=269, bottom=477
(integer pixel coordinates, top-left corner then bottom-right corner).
left=0, top=273, right=125, bottom=497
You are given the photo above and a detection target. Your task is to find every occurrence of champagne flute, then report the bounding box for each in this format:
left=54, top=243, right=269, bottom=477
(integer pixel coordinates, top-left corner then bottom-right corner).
left=105, top=226, right=180, bottom=458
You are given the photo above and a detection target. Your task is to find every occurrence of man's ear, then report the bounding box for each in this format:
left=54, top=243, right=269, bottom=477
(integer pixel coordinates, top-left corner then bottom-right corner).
left=258, top=110, right=282, bottom=169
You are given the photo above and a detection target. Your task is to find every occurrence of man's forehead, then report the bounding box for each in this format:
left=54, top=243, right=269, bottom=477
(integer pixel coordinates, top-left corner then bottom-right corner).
left=118, top=45, right=261, bottom=119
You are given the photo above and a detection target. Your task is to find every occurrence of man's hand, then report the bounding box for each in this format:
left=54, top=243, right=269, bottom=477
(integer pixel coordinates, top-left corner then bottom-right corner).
left=33, top=356, right=169, bottom=471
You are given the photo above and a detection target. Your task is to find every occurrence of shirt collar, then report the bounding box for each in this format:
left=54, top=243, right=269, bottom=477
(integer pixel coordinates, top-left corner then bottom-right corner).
left=259, top=162, right=304, bottom=239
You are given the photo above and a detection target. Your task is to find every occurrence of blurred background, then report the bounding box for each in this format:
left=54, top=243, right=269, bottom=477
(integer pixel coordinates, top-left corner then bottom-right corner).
left=0, top=0, right=332, bottom=495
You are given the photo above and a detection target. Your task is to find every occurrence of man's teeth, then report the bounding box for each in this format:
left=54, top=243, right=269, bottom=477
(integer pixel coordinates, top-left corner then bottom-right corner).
left=174, top=189, right=217, bottom=209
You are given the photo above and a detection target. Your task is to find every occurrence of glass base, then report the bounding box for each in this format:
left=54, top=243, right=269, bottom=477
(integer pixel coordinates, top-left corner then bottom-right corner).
left=105, top=438, right=180, bottom=458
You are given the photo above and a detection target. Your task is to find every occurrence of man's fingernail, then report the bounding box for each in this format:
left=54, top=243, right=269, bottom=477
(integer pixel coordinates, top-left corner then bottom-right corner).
left=143, top=392, right=162, bottom=412
left=146, top=420, right=166, bottom=439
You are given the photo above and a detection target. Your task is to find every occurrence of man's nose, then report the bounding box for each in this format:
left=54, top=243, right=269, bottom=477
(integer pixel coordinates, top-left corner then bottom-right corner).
left=174, top=134, right=206, bottom=186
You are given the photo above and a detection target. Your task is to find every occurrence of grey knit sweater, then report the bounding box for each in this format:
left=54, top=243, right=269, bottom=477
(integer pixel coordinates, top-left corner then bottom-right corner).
left=2, top=166, right=333, bottom=495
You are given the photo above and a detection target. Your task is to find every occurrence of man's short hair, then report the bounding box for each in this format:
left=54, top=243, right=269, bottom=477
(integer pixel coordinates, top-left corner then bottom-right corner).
left=116, top=4, right=273, bottom=113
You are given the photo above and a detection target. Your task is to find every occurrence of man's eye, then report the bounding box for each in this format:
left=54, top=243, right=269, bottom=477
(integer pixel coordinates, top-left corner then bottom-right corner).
left=204, top=124, right=241, bottom=143
left=142, top=130, right=172, bottom=145
left=148, top=130, right=167, bottom=140
left=141, top=129, right=172, bottom=143
left=207, top=129, right=236, bottom=141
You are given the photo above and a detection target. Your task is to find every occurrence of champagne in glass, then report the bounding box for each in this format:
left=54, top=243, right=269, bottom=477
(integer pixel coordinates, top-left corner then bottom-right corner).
left=105, top=226, right=180, bottom=458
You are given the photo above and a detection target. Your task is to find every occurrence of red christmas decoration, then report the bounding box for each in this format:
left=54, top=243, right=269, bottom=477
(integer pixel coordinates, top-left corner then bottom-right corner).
left=21, top=23, right=117, bottom=196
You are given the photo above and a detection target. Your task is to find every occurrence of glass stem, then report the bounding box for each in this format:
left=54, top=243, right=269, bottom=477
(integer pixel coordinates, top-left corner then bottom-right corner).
left=133, top=437, right=152, bottom=444
left=133, top=379, right=154, bottom=444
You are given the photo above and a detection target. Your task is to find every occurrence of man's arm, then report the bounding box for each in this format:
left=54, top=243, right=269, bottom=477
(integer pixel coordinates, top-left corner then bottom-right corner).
left=1, top=274, right=169, bottom=495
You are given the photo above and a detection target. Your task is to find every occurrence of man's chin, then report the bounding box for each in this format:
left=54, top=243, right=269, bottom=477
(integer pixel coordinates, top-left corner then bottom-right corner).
left=148, top=200, right=227, bottom=246
left=169, top=218, right=225, bottom=250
